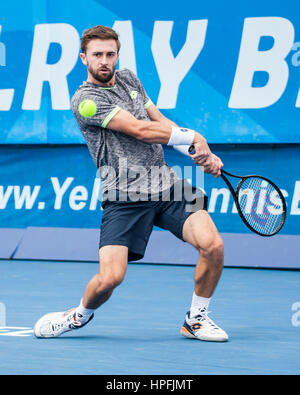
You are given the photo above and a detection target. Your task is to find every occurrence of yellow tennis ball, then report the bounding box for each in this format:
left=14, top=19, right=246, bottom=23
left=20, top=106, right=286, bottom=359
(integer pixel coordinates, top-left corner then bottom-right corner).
left=78, top=99, right=97, bottom=118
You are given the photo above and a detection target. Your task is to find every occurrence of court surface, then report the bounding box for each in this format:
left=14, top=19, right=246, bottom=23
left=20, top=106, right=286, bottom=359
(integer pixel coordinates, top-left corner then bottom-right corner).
left=0, top=259, right=299, bottom=375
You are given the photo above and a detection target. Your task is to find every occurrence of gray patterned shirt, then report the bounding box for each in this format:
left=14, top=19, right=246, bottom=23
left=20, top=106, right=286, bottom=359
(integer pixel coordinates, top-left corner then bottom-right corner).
left=71, top=68, right=178, bottom=200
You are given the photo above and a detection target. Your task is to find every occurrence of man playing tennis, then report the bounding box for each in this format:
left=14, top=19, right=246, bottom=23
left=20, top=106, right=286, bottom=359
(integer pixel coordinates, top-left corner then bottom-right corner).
left=34, top=25, right=228, bottom=342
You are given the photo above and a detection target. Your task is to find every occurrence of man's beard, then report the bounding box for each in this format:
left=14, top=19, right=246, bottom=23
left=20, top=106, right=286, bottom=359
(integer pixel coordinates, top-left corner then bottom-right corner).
left=87, top=63, right=116, bottom=84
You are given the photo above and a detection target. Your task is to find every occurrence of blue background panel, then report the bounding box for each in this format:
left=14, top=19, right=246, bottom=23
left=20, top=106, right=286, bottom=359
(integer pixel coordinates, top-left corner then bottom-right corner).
left=0, top=228, right=24, bottom=259
left=0, top=0, right=299, bottom=143
left=10, top=228, right=300, bottom=270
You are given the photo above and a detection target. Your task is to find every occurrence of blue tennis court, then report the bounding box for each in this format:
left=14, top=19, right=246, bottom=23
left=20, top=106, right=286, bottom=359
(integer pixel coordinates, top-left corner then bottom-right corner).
left=0, top=259, right=299, bottom=375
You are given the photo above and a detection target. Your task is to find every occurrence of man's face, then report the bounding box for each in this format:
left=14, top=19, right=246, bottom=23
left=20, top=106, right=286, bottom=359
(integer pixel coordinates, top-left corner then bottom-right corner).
left=80, top=39, right=119, bottom=84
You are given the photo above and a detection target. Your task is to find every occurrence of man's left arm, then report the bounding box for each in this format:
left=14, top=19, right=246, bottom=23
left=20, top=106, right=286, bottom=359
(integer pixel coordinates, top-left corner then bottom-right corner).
left=146, top=104, right=177, bottom=128
left=146, top=104, right=189, bottom=154
left=146, top=104, right=223, bottom=178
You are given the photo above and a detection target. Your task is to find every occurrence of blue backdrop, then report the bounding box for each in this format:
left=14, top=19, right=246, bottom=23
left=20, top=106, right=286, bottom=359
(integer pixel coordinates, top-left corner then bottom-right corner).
left=0, top=0, right=299, bottom=144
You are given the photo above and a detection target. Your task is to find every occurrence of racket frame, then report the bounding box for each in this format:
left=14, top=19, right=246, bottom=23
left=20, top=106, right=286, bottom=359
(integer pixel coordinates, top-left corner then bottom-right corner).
left=221, top=170, right=287, bottom=237
left=187, top=145, right=286, bottom=236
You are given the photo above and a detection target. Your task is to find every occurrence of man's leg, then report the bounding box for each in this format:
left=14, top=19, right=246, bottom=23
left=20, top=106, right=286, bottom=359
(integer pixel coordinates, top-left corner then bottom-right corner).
left=181, top=210, right=228, bottom=341
left=34, top=245, right=128, bottom=338
left=182, top=210, right=224, bottom=298
left=81, top=245, right=128, bottom=310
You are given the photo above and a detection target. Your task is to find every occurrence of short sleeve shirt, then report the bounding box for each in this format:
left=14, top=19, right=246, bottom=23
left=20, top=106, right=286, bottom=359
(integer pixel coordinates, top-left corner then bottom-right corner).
left=71, top=68, right=178, bottom=198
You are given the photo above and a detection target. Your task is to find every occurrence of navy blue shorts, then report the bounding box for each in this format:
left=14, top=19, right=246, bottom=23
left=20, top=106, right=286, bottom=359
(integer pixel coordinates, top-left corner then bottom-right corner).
left=99, top=180, right=207, bottom=261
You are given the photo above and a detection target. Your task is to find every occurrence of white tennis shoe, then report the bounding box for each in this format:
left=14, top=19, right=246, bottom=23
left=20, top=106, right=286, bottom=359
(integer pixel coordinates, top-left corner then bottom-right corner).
left=34, top=308, right=94, bottom=338
left=181, top=308, right=228, bottom=342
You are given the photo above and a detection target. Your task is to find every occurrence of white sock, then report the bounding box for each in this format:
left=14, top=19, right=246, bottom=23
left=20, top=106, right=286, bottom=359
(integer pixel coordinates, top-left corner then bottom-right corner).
left=75, top=299, right=95, bottom=324
left=189, top=292, right=211, bottom=318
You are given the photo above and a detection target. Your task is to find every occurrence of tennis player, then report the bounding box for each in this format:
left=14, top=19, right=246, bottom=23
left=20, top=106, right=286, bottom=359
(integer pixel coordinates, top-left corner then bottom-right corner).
left=34, top=25, right=228, bottom=342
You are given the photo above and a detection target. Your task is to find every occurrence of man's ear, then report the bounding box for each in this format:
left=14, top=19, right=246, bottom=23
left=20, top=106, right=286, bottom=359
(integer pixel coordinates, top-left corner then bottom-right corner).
left=80, top=52, right=87, bottom=66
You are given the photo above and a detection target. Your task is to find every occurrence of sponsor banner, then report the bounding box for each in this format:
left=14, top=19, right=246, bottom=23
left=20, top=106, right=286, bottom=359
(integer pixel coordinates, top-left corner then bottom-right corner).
left=0, top=0, right=299, bottom=144
left=0, top=145, right=299, bottom=235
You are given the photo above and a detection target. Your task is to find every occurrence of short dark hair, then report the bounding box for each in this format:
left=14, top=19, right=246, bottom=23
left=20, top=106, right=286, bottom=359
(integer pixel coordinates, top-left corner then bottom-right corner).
left=81, top=25, right=121, bottom=53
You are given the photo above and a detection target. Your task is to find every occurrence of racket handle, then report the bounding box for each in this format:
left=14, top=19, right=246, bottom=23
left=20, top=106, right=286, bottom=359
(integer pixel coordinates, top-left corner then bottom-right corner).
left=189, top=144, right=226, bottom=176
left=188, top=144, right=195, bottom=155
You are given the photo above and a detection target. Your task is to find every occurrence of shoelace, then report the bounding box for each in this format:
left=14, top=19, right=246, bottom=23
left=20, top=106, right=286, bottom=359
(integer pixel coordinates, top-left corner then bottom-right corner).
left=52, top=312, right=78, bottom=332
left=52, top=322, right=66, bottom=332
left=191, top=309, right=220, bottom=330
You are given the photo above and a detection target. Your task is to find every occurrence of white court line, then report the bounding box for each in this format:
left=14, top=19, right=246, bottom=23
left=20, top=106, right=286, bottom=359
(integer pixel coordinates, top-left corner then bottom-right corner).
left=0, top=326, right=32, bottom=330
left=0, top=327, right=33, bottom=337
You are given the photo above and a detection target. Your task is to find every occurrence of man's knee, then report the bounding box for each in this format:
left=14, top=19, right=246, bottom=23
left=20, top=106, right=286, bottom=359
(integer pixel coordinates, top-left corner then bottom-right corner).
left=94, top=270, right=125, bottom=293
left=102, top=273, right=125, bottom=290
left=98, top=245, right=128, bottom=291
left=199, top=235, right=224, bottom=265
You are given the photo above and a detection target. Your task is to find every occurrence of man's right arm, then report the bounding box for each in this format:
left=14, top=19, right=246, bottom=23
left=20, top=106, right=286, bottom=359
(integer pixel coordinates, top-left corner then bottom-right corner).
left=106, top=108, right=202, bottom=144
left=76, top=91, right=222, bottom=176
left=107, top=107, right=222, bottom=176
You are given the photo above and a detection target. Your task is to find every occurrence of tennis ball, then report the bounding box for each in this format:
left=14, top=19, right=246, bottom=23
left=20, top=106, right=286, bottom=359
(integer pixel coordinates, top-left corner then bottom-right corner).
left=78, top=99, right=97, bottom=118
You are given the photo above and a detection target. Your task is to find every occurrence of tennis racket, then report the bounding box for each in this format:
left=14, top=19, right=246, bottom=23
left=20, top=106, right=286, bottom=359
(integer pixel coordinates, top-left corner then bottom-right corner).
left=188, top=144, right=286, bottom=237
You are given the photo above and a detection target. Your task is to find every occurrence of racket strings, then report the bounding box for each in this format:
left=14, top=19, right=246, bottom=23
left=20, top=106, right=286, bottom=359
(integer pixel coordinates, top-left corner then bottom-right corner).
left=237, top=177, right=284, bottom=235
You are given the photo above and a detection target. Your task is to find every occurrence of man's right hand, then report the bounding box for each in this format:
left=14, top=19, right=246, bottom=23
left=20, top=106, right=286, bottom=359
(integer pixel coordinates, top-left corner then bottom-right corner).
left=202, top=153, right=224, bottom=178
left=189, top=139, right=223, bottom=178
left=188, top=138, right=212, bottom=166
